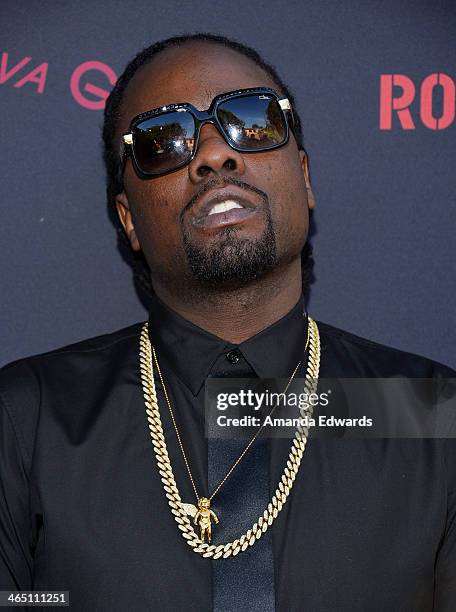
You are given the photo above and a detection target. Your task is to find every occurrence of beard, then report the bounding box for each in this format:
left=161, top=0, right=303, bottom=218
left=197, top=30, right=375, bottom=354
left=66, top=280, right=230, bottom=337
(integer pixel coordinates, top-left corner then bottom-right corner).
left=181, top=211, right=278, bottom=288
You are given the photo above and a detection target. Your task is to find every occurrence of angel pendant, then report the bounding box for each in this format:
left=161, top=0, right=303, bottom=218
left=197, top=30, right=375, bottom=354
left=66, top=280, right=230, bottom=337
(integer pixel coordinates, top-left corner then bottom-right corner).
left=182, top=497, right=219, bottom=543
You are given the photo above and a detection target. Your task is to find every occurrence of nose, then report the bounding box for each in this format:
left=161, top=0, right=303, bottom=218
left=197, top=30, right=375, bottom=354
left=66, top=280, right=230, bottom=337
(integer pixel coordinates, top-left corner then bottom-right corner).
left=188, top=122, right=246, bottom=183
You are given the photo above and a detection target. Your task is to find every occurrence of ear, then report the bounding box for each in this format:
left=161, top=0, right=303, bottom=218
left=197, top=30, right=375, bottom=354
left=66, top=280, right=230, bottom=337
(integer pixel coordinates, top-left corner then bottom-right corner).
left=299, top=150, right=316, bottom=210
left=115, top=192, right=141, bottom=251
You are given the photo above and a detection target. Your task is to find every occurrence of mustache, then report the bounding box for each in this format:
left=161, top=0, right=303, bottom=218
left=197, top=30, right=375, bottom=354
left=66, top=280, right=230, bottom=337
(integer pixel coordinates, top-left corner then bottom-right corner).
left=182, top=176, right=269, bottom=219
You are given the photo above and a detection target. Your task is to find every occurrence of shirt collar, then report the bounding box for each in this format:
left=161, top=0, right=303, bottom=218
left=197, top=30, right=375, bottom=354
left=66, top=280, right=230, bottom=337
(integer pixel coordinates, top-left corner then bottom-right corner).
left=147, top=293, right=308, bottom=396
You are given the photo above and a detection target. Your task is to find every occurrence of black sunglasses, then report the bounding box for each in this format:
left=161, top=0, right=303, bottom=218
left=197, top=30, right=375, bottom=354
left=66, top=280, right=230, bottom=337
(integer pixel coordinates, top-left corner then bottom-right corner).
left=121, top=87, right=295, bottom=178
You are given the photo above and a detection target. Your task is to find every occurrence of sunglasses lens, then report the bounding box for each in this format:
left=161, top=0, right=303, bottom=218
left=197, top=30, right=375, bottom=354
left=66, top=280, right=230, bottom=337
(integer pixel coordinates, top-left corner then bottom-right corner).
left=132, top=111, right=195, bottom=175
left=217, top=94, right=287, bottom=150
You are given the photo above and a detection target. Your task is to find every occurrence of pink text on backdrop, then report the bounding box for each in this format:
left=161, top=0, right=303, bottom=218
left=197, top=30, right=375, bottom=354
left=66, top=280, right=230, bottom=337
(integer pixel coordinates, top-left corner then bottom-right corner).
left=0, top=53, right=48, bottom=93
left=380, top=74, right=456, bottom=129
left=70, top=60, right=117, bottom=110
left=0, top=53, right=117, bottom=108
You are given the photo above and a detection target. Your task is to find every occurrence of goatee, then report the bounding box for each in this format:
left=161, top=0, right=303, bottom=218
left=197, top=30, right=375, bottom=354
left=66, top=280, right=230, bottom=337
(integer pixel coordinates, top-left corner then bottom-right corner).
left=182, top=213, right=278, bottom=288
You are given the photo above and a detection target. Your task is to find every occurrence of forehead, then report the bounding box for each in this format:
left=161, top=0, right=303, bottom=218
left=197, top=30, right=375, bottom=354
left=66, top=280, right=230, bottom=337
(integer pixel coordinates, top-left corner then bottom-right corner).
left=119, top=42, right=280, bottom=126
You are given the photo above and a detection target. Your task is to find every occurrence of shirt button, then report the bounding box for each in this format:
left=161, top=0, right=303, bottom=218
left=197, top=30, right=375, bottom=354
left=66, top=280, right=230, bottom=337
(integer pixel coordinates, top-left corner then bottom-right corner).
left=225, top=349, right=241, bottom=364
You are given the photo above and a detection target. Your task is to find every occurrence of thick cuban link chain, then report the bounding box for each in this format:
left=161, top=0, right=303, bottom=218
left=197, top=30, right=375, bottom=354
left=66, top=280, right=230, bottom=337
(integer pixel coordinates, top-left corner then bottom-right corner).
left=139, top=317, right=321, bottom=559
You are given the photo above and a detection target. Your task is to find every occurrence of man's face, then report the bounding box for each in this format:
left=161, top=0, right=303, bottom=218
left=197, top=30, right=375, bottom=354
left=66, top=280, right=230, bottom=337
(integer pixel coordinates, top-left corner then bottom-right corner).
left=115, top=42, right=315, bottom=296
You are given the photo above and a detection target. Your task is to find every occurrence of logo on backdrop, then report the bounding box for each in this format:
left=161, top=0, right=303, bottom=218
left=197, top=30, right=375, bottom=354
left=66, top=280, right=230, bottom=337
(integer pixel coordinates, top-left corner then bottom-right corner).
left=1, top=52, right=116, bottom=110
left=1, top=53, right=455, bottom=128
left=380, top=73, right=455, bottom=130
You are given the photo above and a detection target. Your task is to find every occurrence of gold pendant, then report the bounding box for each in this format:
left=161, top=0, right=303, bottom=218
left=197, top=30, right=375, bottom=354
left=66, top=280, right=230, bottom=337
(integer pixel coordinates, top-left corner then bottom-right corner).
left=182, top=497, right=219, bottom=543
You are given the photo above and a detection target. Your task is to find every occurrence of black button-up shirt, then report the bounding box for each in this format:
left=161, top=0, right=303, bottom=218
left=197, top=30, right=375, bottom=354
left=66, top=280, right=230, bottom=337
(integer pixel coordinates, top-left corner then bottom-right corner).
left=0, top=294, right=455, bottom=611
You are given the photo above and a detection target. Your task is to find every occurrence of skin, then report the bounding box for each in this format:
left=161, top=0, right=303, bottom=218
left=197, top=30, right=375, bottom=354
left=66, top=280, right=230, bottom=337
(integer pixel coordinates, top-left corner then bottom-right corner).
left=115, top=41, right=315, bottom=343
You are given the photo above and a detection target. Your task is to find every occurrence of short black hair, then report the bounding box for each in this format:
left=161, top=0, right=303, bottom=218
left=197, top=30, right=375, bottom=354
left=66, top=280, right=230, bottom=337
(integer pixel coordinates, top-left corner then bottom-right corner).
left=102, top=32, right=314, bottom=302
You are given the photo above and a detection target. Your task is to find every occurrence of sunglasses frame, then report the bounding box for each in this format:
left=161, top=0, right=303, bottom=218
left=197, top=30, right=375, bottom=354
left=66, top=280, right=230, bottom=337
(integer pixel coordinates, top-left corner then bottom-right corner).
left=121, top=87, right=295, bottom=179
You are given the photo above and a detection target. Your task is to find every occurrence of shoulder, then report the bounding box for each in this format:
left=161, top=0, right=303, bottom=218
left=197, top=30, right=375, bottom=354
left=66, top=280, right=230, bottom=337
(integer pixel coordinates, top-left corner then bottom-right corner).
left=0, top=322, right=144, bottom=451
left=0, top=321, right=144, bottom=385
left=315, top=319, right=456, bottom=443
left=314, top=319, right=456, bottom=378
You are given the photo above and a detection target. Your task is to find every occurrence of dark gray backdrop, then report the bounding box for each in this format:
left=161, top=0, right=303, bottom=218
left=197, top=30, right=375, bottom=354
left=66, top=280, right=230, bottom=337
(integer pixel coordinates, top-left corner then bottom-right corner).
left=1, top=0, right=455, bottom=368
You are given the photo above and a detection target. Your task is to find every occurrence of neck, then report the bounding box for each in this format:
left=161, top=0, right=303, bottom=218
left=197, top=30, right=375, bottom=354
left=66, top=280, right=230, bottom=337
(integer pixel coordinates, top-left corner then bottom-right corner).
left=152, top=258, right=303, bottom=344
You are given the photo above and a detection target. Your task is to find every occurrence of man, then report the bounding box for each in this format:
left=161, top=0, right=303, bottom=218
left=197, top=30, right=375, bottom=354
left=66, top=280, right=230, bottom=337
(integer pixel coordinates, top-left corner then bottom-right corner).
left=0, top=33, right=455, bottom=611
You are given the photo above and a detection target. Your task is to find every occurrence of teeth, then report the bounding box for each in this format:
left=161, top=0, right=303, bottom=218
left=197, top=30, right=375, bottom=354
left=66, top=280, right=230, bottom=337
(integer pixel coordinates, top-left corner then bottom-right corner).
left=207, top=200, right=244, bottom=216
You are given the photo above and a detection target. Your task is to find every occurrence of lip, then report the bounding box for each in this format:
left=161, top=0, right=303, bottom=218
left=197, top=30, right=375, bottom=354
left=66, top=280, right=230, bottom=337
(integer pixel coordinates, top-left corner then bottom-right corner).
left=190, top=186, right=260, bottom=227
left=194, top=206, right=257, bottom=229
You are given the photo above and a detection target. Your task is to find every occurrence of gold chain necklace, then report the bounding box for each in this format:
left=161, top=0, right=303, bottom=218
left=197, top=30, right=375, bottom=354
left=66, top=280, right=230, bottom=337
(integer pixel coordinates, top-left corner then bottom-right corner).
left=154, top=352, right=302, bottom=543
left=152, top=325, right=309, bottom=543
left=153, top=321, right=310, bottom=503
left=139, top=317, right=320, bottom=559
